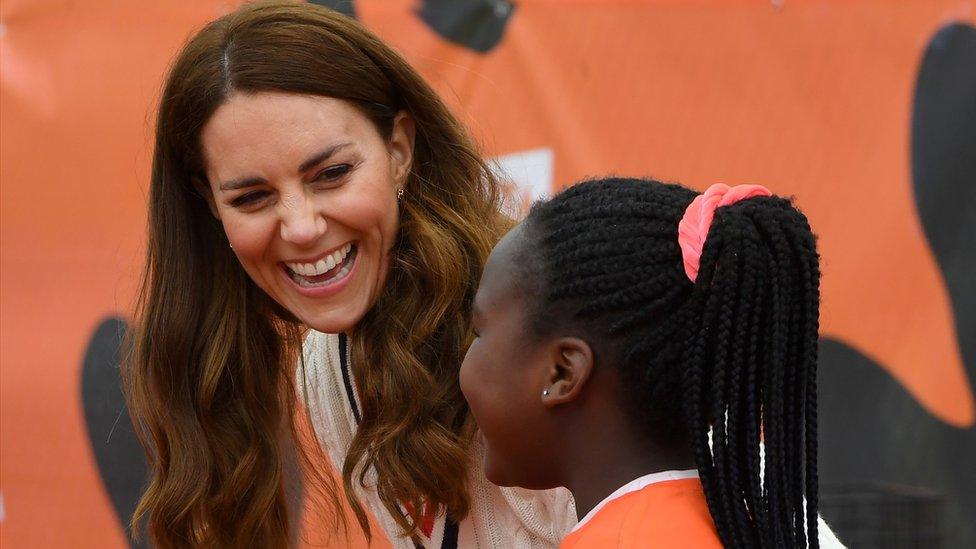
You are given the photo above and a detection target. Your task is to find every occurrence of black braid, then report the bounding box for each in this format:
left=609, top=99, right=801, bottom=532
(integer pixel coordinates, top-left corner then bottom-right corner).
left=707, top=241, right=745, bottom=547
left=724, top=218, right=759, bottom=547
left=689, top=248, right=734, bottom=546
left=741, top=225, right=772, bottom=545
left=778, top=211, right=822, bottom=549
left=770, top=217, right=806, bottom=545
left=762, top=213, right=796, bottom=547
left=713, top=215, right=757, bottom=547
left=519, top=177, right=821, bottom=548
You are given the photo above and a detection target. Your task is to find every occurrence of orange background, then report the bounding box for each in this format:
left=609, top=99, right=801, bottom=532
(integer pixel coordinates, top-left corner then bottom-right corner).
left=2, top=0, right=974, bottom=547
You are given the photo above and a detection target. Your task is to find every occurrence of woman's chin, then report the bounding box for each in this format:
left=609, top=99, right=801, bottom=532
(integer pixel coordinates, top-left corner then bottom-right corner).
left=294, top=304, right=364, bottom=335
left=302, top=316, right=357, bottom=335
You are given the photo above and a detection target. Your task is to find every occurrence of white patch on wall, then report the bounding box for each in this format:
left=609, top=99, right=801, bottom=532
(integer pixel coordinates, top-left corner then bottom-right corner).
left=491, top=147, right=554, bottom=219
left=0, top=490, right=5, bottom=522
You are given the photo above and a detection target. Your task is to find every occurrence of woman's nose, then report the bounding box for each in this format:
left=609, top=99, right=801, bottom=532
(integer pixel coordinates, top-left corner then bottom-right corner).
left=278, top=192, right=326, bottom=245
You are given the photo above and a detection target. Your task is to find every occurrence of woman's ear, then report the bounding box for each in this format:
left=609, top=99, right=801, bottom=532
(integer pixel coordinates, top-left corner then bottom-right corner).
left=191, top=176, right=220, bottom=219
left=389, top=111, right=416, bottom=188
left=541, top=337, right=594, bottom=408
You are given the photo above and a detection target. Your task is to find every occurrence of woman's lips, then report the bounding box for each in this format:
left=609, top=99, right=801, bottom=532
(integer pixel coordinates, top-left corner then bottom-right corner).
left=281, top=243, right=359, bottom=298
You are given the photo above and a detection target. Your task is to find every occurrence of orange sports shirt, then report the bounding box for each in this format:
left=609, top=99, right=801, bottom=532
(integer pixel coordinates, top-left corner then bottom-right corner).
left=560, top=470, right=722, bottom=549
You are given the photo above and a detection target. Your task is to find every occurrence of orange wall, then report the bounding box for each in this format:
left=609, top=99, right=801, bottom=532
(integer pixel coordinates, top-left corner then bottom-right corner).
left=2, top=1, right=973, bottom=547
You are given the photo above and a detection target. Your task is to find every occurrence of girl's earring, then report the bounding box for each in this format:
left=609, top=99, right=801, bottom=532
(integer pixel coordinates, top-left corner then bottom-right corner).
left=542, top=389, right=550, bottom=397
left=396, top=187, right=405, bottom=201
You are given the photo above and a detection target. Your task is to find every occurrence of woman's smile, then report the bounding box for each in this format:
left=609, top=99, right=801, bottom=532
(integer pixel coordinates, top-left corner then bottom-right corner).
left=280, top=241, right=359, bottom=297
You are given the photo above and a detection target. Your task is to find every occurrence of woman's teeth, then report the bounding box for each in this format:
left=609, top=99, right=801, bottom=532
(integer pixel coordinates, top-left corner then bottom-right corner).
left=286, top=243, right=353, bottom=276
left=285, top=243, right=356, bottom=288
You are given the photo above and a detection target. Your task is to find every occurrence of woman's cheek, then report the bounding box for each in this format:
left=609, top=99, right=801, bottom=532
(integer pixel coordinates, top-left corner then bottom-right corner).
left=224, top=217, right=277, bottom=280
left=223, top=212, right=269, bottom=249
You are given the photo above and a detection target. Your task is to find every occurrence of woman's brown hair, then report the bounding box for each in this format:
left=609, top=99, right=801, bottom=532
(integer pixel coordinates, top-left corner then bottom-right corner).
left=124, top=2, right=509, bottom=546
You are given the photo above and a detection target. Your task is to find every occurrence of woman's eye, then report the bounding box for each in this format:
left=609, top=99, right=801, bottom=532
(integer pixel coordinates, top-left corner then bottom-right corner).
left=315, top=164, right=352, bottom=182
left=231, top=191, right=268, bottom=208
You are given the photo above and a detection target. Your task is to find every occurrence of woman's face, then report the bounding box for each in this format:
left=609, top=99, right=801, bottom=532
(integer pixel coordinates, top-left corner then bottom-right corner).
left=200, top=91, right=413, bottom=333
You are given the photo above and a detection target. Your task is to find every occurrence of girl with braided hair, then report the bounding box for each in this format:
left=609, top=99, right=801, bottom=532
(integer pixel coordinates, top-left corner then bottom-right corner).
left=460, top=177, right=845, bottom=548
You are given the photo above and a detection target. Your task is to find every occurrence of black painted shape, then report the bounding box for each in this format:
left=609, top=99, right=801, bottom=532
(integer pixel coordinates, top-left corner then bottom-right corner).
left=912, top=22, right=976, bottom=390
left=418, top=0, right=515, bottom=54
left=309, top=0, right=357, bottom=19
left=818, top=21, right=976, bottom=548
left=80, top=317, right=149, bottom=548
left=818, top=338, right=976, bottom=548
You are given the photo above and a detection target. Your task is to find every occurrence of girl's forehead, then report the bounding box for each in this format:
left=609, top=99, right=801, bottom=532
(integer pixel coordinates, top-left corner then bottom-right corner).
left=477, top=226, right=531, bottom=312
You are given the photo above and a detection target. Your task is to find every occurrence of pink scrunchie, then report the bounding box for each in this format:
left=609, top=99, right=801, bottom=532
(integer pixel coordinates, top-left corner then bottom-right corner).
left=677, top=183, right=772, bottom=283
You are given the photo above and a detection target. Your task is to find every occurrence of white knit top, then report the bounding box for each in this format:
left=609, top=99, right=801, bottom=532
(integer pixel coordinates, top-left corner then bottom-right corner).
left=297, top=330, right=578, bottom=548
left=298, top=330, right=846, bottom=549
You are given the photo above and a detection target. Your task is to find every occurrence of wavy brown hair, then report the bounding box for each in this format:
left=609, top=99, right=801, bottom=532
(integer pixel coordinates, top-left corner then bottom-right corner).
left=124, top=2, right=510, bottom=547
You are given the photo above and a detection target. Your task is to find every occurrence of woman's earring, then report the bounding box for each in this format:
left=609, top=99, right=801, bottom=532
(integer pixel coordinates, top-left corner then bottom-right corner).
left=542, top=389, right=550, bottom=397
left=396, top=187, right=405, bottom=201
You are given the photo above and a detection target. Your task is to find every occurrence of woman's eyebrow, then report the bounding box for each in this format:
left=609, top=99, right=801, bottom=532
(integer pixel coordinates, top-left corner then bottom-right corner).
left=220, top=176, right=265, bottom=191
left=298, top=141, right=353, bottom=172
left=218, top=142, right=354, bottom=191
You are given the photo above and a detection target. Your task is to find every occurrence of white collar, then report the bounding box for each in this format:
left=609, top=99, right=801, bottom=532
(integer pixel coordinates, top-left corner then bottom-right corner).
left=571, top=469, right=700, bottom=533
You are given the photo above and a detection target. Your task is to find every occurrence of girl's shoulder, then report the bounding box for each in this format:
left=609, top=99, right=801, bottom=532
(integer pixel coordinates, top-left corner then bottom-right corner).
left=561, top=479, right=721, bottom=549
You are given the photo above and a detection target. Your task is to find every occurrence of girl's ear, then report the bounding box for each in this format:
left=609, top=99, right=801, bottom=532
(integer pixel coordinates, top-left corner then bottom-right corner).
left=541, top=337, right=594, bottom=408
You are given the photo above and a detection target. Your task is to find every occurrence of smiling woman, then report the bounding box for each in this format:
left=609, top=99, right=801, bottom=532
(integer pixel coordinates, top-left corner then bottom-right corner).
left=199, top=93, right=409, bottom=331
left=123, top=2, right=575, bottom=548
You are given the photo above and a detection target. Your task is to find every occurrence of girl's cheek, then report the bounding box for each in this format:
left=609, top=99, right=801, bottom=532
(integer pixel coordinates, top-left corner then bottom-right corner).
left=459, top=354, right=489, bottom=414
left=459, top=369, right=481, bottom=410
